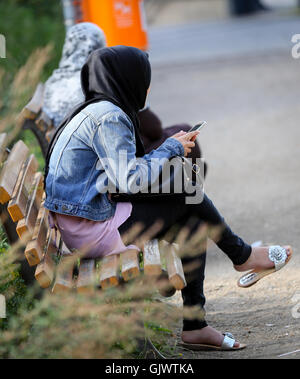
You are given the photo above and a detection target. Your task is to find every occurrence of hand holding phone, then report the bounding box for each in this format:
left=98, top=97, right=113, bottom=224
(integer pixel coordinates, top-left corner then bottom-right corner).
left=189, top=121, right=207, bottom=133
left=187, top=122, right=207, bottom=141
left=171, top=130, right=199, bottom=156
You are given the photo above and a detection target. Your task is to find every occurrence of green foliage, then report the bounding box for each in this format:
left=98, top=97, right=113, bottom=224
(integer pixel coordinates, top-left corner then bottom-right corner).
left=0, top=229, right=9, bottom=252
left=0, top=0, right=65, bottom=165
left=0, top=0, right=65, bottom=86
left=0, top=33, right=57, bottom=331
left=0, top=229, right=26, bottom=331
left=0, top=280, right=178, bottom=358
left=7, top=0, right=64, bottom=17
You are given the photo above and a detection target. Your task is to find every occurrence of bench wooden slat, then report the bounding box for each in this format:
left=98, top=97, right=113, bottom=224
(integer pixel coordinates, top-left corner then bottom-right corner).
left=7, top=154, right=38, bottom=222
left=16, top=172, right=44, bottom=240
left=36, top=111, right=53, bottom=133
left=0, top=133, right=187, bottom=295
left=24, top=203, right=48, bottom=266
left=52, top=254, right=74, bottom=293
left=46, top=129, right=55, bottom=143
left=163, top=242, right=186, bottom=291
left=99, top=255, right=119, bottom=289
left=0, top=140, right=29, bottom=204
left=76, top=259, right=95, bottom=294
left=0, top=133, right=8, bottom=165
left=16, top=218, right=27, bottom=240
left=35, top=229, right=57, bottom=288
left=7, top=158, right=28, bottom=214
left=143, top=239, right=162, bottom=276
left=121, top=249, right=140, bottom=281
left=21, top=83, right=44, bottom=120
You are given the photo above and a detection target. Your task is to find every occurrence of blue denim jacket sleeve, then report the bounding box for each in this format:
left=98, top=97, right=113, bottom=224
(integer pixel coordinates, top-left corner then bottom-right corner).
left=92, top=110, right=185, bottom=194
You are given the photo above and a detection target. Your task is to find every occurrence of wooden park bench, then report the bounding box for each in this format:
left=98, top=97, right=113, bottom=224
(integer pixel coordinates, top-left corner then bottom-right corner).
left=0, top=132, right=187, bottom=295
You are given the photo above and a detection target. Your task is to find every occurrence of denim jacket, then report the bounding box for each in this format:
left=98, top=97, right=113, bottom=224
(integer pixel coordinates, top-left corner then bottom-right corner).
left=44, top=101, right=185, bottom=221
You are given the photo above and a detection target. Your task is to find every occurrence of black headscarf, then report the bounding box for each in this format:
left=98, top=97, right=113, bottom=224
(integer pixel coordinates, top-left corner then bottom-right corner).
left=45, top=45, right=151, bottom=182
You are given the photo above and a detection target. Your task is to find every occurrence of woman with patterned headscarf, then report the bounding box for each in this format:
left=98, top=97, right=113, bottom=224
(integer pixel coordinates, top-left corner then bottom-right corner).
left=43, top=22, right=106, bottom=128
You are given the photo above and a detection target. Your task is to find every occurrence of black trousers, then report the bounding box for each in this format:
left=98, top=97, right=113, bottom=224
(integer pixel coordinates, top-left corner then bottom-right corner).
left=119, top=194, right=252, bottom=331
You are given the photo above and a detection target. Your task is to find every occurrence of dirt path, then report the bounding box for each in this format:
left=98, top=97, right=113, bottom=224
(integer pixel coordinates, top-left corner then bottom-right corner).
left=148, top=16, right=300, bottom=358
left=166, top=267, right=300, bottom=359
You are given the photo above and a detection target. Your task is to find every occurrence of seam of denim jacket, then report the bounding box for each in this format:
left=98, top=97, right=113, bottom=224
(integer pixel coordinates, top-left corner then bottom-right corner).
left=89, top=110, right=122, bottom=145
left=52, top=114, right=89, bottom=196
left=44, top=199, right=115, bottom=221
left=72, top=129, right=92, bottom=148
left=91, top=110, right=135, bottom=154
left=93, top=111, right=137, bottom=193
left=71, top=114, right=104, bottom=203
left=81, top=110, right=101, bottom=127
left=78, top=158, right=99, bottom=205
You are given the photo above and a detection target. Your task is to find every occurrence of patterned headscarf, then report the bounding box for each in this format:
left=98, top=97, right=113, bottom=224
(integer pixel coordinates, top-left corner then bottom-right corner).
left=43, top=22, right=106, bottom=128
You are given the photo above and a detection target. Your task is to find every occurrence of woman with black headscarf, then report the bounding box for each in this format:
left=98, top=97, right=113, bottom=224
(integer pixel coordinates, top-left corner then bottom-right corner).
left=44, top=46, right=291, bottom=351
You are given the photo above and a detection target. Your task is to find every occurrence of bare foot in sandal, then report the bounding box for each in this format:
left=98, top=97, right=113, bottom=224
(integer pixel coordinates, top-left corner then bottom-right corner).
left=182, top=326, right=242, bottom=349
left=234, top=245, right=292, bottom=272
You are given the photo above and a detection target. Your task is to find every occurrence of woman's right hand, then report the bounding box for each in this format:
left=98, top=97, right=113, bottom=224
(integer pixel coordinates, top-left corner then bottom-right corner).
left=171, top=130, right=200, bottom=156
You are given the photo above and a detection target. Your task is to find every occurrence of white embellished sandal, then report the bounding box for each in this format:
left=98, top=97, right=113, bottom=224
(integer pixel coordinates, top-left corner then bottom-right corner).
left=238, top=245, right=293, bottom=288
left=181, top=332, right=246, bottom=351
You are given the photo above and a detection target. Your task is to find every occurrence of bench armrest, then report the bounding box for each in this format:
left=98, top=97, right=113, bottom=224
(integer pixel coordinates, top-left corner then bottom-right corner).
left=22, top=83, right=44, bottom=120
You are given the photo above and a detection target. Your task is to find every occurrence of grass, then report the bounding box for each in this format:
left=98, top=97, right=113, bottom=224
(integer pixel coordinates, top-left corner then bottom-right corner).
left=0, top=0, right=65, bottom=169
left=0, top=3, right=58, bottom=328
left=0, top=229, right=27, bottom=330
left=0, top=0, right=65, bottom=86
left=0, top=240, right=186, bottom=358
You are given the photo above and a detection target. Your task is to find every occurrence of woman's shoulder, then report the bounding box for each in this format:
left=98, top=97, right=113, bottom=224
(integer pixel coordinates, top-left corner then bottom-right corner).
left=82, top=101, right=132, bottom=126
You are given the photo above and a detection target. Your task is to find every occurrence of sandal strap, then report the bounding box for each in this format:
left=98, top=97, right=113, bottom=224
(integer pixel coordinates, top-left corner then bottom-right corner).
left=268, top=246, right=287, bottom=271
left=239, top=271, right=258, bottom=286
left=221, top=333, right=235, bottom=350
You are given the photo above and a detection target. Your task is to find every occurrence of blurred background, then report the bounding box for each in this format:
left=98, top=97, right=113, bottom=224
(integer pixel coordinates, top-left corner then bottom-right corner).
left=1, top=0, right=299, bottom=85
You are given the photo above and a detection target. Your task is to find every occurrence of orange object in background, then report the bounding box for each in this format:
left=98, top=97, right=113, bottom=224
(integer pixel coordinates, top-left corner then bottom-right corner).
left=80, top=0, right=148, bottom=51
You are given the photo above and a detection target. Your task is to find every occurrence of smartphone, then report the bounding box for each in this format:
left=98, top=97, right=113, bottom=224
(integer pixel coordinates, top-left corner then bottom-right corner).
left=189, top=121, right=207, bottom=133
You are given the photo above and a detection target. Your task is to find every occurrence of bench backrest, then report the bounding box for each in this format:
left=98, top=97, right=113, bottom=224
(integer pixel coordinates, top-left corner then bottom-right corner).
left=21, top=83, right=55, bottom=158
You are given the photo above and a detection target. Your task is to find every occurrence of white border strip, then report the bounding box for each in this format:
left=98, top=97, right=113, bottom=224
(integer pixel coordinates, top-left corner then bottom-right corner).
left=278, top=349, right=300, bottom=358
